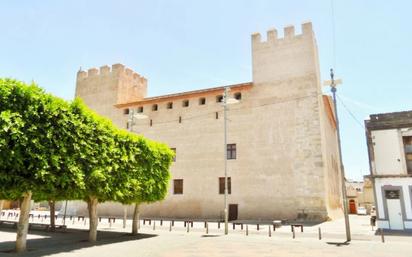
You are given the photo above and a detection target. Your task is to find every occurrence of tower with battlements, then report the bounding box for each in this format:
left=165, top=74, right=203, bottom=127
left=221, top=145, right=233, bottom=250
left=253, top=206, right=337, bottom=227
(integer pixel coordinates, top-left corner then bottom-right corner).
left=75, top=64, right=147, bottom=127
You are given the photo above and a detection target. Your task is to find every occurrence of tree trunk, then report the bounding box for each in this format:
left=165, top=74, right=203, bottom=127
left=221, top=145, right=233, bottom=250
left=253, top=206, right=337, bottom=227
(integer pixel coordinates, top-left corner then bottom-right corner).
left=48, top=200, right=55, bottom=231
left=15, top=191, right=32, bottom=253
left=132, top=203, right=140, bottom=235
left=87, top=196, right=98, bottom=242
left=0, top=200, right=4, bottom=215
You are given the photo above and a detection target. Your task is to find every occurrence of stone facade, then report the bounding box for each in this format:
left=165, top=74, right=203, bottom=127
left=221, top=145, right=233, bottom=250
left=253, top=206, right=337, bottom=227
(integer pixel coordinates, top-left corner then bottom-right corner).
left=71, top=22, right=343, bottom=221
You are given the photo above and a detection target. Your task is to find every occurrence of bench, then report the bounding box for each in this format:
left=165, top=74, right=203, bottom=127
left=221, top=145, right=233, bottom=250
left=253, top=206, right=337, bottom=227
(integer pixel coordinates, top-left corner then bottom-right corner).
left=232, top=223, right=244, bottom=230
left=184, top=220, right=193, bottom=228
left=290, top=224, right=303, bottom=232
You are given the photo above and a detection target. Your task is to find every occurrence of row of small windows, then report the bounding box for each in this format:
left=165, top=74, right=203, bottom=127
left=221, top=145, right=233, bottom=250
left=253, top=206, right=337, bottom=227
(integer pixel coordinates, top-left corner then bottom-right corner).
left=170, top=144, right=236, bottom=162
left=173, top=177, right=231, bottom=195
left=123, top=92, right=242, bottom=114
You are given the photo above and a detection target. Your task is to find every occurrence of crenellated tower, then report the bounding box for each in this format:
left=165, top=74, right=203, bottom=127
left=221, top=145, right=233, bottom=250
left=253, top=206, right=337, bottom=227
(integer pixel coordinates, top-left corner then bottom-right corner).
left=75, top=63, right=147, bottom=128
left=251, top=22, right=320, bottom=87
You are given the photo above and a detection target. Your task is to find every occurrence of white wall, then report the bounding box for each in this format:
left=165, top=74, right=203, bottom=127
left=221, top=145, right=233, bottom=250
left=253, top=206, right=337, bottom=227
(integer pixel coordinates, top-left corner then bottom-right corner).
left=372, top=129, right=406, bottom=175
left=375, top=177, right=412, bottom=229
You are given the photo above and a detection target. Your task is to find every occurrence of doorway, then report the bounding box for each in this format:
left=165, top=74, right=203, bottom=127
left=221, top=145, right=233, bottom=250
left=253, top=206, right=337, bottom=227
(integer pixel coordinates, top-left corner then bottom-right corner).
left=349, top=199, right=357, bottom=214
left=228, top=204, right=238, bottom=221
left=385, top=190, right=404, bottom=230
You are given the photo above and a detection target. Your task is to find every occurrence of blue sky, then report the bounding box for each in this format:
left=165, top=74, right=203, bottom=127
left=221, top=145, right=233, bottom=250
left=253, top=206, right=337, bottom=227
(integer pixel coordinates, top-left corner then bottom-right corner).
left=1, top=0, right=411, bottom=181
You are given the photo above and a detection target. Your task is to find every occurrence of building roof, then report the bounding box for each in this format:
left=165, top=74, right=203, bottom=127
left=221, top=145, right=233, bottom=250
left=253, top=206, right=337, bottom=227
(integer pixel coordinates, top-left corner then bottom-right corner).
left=365, top=110, right=412, bottom=130
left=115, top=82, right=253, bottom=108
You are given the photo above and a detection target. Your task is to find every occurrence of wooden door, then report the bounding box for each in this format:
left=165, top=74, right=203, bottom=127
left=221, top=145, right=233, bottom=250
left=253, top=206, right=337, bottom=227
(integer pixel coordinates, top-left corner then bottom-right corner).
left=349, top=200, right=357, bottom=214
left=228, top=204, right=238, bottom=221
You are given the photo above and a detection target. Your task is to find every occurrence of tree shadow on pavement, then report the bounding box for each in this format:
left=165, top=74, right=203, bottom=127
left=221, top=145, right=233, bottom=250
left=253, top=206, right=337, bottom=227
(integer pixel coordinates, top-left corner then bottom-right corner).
left=0, top=227, right=157, bottom=257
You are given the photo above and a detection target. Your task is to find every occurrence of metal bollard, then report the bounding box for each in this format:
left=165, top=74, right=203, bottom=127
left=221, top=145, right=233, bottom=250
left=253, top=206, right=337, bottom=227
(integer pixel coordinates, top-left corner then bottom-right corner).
left=318, top=227, right=322, bottom=240
left=187, top=223, right=189, bottom=233
left=206, top=222, right=209, bottom=234
left=246, top=225, right=248, bottom=236
left=109, top=219, right=112, bottom=228
left=380, top=228, right=385, bottom=243
left=169, top=221, right=172, bottom=232
left=268, top=225, right=271, bottom=237
left=292, top=227, right=295, bottom=239
left=153, top=220, right=156, bottom=230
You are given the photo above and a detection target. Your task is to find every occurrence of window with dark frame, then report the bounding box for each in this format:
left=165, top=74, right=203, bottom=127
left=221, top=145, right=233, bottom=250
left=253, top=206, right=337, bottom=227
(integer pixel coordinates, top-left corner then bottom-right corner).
left=137, top=106, right=143, bottom=113
left=123, top=108, right=130, bottom=115
left=219, top=177, right=231, bottom=194
left=182, top=100, right=189, bottom=107
left=171, top=148, right=176, bottom=162
left=216, top=95, right=223, bottom=103
left=152, top=104, right=158, bottom=111
left=173, top=179, right=183, bottom=194
left=403, top=136, right=412, bottom=174
left=227, top=144, right=236, bottom=160
left=167, top=102, right=173, bottom=109
left=199, top=97, right=206, bottom=105
left=234, top=92, right=242, bottom=100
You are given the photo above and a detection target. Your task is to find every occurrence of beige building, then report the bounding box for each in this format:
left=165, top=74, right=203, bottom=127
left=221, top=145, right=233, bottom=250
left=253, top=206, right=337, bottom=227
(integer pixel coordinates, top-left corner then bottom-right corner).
left=71, top=22, right=343, bottom=221
left=345, top=177, right=374, bottom=214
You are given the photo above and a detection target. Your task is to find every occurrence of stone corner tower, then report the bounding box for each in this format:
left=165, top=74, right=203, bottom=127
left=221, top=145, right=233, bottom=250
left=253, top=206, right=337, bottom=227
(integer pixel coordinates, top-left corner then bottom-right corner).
left=75, top=63, right=147, bottom=128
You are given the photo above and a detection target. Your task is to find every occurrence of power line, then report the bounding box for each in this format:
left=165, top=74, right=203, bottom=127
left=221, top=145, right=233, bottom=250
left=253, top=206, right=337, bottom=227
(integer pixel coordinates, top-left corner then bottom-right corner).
left=336, top=95, right=366, bottom=130
left=330, top=0, right=337, bottom=70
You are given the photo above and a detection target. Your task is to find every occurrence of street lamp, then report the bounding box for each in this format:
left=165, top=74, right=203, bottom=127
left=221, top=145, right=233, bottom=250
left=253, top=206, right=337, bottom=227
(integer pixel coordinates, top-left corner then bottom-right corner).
left=222, top=87, right=239, bottom=235
left=123, top=108, right=148, bottom=229
left=323, top=68, right=351, bottom=242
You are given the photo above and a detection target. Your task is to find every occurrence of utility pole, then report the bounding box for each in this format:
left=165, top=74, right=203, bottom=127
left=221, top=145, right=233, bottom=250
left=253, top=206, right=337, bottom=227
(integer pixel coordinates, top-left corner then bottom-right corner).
left=223, top=87, right=229, bottom=235
left=324, top=68, right=351, bottom=242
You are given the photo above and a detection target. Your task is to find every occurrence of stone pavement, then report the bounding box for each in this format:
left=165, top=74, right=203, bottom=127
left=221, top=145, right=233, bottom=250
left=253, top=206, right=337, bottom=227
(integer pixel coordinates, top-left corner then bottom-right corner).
left=0, top=215, right=411, bottom=257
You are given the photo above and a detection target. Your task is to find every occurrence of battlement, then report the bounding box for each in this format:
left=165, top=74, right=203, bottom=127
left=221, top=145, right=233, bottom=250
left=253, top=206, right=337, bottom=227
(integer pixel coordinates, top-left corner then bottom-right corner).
left=251, top=22, right=313, bottom=47
left=251, top=21, right=318, bottom=83
left=77, top=63, right=147, bottom=85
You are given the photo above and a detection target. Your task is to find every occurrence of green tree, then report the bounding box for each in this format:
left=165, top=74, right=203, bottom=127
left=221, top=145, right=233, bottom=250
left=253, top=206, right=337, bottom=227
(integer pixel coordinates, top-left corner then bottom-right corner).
left=0, top=79, right=85, bottom=252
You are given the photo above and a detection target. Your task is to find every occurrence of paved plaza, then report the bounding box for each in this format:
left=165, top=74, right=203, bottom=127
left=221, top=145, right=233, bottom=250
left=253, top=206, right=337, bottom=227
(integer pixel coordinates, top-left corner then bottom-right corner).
left=0, top=215, right=411, bottom=257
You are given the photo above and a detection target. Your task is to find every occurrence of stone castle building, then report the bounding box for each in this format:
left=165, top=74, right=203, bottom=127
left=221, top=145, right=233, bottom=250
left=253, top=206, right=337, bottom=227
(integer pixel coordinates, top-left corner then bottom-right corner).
left=71, top=22, right=343, bottom=221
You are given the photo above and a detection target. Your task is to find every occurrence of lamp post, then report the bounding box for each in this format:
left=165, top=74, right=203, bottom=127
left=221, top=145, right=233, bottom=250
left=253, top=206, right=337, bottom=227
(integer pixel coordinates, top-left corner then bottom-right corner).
left=324, top=68, right=351, bottom=242
left=124, top=108, right=148, bottom=229
left=222, top=87, right=239, bottom=235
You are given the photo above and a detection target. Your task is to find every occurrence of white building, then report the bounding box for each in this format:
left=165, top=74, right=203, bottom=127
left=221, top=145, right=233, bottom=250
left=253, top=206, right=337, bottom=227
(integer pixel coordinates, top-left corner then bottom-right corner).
left=366, top=111, right=412, bottom=230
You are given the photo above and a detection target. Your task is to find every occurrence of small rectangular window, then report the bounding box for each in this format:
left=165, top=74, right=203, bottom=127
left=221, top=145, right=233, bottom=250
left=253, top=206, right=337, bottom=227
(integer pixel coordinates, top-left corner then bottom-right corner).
left=215, top=112, right=219, bottom=119
left=123, top=108, right=130, bottom=115
left=171, top=148, right=176, bottom=162
left=219, top=177, right=231, bottom=194
left=182, top=100, right=189, bottom=107
left=150, top=119, right=153, bottom=127
left=199, top=97, right=206, bottom=105
left=174, top=179, right=183, bottom=194
left=179, top=116, right=182, bottom=123
left=137, top=106, right=143, bottom=113
left=234, top=92, right=242, bottom=100
left=167, top=102, right=173, bottom=109
left=152, top=104, right=158, bottom=111
left=216, top=95, right=223, bottom=103
left=403, top=136, right=412, bottom=174
left=227, top=144, right=236, bottom=160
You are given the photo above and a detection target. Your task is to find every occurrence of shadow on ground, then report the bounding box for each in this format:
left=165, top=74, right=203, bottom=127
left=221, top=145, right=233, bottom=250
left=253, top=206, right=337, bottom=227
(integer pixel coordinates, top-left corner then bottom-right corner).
left=374, top=229, right=412, bottom=237
left=0, top=226, right=157, bottom=257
